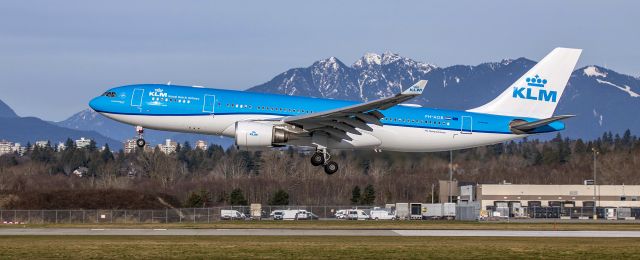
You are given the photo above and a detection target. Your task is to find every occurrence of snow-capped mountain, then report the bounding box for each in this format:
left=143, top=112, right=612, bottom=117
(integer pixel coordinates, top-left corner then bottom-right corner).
left=249, top=53, right=640, bottom=139
left=59, top=53, right=640, bottom=142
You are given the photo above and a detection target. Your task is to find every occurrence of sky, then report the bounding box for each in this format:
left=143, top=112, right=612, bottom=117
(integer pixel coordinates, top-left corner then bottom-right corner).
left=1, top=1, right=638, bottom=121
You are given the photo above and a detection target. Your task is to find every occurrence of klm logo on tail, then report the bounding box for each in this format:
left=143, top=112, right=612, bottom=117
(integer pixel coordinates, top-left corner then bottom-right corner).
left=512, top=75, right=557, bottom=102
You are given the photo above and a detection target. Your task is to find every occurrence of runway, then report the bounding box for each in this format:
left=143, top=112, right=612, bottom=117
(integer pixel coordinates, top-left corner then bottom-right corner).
left=1, top=228, right=640, bottom=237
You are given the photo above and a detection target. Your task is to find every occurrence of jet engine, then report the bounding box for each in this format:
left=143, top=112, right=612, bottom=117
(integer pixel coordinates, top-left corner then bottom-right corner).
left=234, top=121, right=289, bottom=149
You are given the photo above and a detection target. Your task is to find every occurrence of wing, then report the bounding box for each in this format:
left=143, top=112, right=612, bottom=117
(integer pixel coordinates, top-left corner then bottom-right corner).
left=283, top=80, right=427, bottom=141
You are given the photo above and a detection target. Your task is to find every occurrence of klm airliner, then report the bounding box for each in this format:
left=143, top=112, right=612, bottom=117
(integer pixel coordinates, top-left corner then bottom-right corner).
left=89, top=48, right=582, bottom=174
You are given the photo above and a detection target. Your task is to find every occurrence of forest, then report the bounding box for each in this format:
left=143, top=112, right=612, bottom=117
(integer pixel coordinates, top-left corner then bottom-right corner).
left=0, top=130, right=639, bottom=209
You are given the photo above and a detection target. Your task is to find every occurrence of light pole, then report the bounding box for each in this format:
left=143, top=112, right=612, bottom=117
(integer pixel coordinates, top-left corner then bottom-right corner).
left=449, top=150, right=453, bottom=203
left=592, top=148, right=599, bottom=220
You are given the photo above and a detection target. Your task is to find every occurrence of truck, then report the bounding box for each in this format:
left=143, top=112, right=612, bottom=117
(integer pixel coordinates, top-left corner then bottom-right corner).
left=369, top=209, right=395, bottom=220
left=422, top=203, right=443, bottom=219
left=250, top=203, right=262, bottom=220
left=395, top=203, right=410, bottom=220
left=220, top=210, right=247, bottom=220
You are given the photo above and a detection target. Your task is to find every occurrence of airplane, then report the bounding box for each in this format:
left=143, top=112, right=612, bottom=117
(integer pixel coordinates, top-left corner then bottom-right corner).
left=89, top=47, right=582, bottom=175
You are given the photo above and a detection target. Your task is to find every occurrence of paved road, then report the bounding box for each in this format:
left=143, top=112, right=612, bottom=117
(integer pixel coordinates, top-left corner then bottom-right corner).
left=1, top=228, right=640, bottom=237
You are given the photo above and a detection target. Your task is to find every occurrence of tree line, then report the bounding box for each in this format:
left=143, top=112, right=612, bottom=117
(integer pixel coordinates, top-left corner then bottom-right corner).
left=0, top=130, right=639, bottom=209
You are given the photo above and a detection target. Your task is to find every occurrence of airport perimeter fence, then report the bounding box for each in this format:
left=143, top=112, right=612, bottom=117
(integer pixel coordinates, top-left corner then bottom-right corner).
left=3, top=205, right=640, bottom=224
left=0, top=205, right=381, bottom=224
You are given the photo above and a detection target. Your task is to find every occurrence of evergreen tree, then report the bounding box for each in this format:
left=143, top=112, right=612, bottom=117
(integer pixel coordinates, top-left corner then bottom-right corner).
left=88, top=140, right=97, bottom=151
left=229, top=188, right=248, bottom=205
left=574, top=139, right=587, bottom=154
left=100, top=144, right=114, bottom=162
left=361, top=184, right=376, bottom=205
left=268, top=189, right=290, bottom=205
left=622, top=129, right=632, bottom=148
left=64, top=138, right=75, bottom=150
left=350, top=186, right=361, bottom=205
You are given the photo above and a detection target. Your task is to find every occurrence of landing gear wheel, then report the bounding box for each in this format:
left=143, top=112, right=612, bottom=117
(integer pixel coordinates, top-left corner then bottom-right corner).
left=324, top=161, right=339, bottom=175
left=136, top=138, right=146, bottom=148
left=310, top=152, right=325, bottom=166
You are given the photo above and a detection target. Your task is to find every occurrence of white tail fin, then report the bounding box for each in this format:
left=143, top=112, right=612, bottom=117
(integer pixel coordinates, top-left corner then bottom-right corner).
left=468, top=47, right=582, bottom=119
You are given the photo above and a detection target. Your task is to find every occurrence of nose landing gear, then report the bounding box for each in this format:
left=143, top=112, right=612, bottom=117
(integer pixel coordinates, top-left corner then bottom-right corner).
left=310, top=148, right=339, bottom=175
left=135, top=126, right=146, bottom=148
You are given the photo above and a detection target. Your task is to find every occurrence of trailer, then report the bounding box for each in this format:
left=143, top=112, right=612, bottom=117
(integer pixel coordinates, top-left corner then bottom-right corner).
left=443, top=203, right=456, bottom=219
left=250, top=204, right=262, bottom=220
left=410, top=203, right=423, bottom=220
left=395, top=203, right=410, bottom=220
left=422, top=203, right=443, bottom=219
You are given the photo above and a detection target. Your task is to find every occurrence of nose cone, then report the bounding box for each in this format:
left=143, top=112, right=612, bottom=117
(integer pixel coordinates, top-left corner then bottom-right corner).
left=89, top=96, right=103, bottom=112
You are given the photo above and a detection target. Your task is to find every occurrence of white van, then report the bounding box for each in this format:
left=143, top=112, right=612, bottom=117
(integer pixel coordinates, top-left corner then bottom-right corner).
left=369, top=209, right=395, bottom=220
left=220, top=210, right=247, bottom=220
left=347, top=209, right=369, bottom=220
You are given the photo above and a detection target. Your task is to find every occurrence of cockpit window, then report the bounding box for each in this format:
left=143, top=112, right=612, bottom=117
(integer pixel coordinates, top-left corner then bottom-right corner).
left=102, top=91, right=116, bottom=97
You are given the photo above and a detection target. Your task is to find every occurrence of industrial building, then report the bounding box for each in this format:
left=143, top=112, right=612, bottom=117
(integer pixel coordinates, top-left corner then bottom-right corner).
left=440, top=180, right=640, bottom=219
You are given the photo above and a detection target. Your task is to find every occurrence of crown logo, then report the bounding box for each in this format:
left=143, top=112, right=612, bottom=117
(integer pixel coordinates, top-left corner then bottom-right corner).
left=526, top=75, right=547, bottom=88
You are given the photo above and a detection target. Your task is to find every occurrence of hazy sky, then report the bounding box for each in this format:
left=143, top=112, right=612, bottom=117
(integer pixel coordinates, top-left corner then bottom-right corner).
left=1, top=1, right=638, bottom=121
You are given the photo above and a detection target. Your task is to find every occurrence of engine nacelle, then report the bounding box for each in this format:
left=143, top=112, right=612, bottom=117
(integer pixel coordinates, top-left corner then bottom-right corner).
left=234, top=121, right=289, bottom=149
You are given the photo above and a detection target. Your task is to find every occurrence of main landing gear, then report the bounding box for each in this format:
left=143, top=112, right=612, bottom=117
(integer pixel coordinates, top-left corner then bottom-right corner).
left=310, top=148, right=339, bottom=175
left=135, top=126, right=146, bottom=148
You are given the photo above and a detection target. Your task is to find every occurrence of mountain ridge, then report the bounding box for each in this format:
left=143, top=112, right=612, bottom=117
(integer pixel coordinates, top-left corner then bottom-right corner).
left=58, top=52, right=640, bottom=142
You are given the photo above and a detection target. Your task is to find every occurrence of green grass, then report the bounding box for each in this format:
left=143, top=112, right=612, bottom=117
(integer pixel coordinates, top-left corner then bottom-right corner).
left=0, top=236, right=638, bottom=259
left=3, top=220, right=640, bottom=231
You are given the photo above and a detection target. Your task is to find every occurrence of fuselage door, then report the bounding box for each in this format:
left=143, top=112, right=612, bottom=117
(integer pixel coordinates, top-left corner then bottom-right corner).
left=203, top=94, right=215, bottom=116
left=131, top=88, right=145, bottom=107
left=461, top=116, right=472, bottom=134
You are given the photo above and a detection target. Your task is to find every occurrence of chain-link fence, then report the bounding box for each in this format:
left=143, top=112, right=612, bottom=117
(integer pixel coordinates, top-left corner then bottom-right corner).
left=3, top=205, right=640, bottom=224
left=0, top=205, right=381, bottom=224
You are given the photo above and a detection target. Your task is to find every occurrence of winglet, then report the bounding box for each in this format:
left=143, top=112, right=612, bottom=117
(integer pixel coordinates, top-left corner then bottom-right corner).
left=402, top=80, right=427, bottom=95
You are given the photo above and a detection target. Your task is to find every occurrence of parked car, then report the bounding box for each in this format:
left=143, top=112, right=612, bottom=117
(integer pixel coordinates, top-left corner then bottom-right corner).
left=273, top=211, right=284, bottom=220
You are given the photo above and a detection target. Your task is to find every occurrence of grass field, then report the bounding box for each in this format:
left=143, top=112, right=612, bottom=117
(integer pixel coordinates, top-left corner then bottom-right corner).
left=0, top=236, right=638, bottom=259
left=3, top=220, right=640, bottom=231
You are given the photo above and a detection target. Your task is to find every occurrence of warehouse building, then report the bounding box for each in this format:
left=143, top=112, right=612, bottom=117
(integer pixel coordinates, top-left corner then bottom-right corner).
left=439, top=180, right=640, bottom=219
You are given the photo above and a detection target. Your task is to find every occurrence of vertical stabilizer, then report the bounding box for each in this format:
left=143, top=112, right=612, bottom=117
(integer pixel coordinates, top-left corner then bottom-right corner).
left=467, top=47, right=582, bottom=119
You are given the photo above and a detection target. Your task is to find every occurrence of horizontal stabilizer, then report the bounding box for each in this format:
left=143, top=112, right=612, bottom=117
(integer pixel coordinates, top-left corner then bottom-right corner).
left=510, top=115, right=575, bottom=134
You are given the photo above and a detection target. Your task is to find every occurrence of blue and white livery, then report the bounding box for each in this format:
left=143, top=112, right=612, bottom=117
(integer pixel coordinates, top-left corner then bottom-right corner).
left=89, top=48, right=582, bottom=174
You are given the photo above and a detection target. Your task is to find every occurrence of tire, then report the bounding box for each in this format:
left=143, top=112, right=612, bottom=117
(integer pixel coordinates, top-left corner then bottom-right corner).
left=310, top=152, right=324, bottom=166
left=324, top=161, right=338, bottom=175
left=136, top=138, right=146, bottom=148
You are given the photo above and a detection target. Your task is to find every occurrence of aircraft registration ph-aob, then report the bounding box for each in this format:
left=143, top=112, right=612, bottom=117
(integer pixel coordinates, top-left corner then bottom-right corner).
left=90, top=48, right=582, bottom=174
